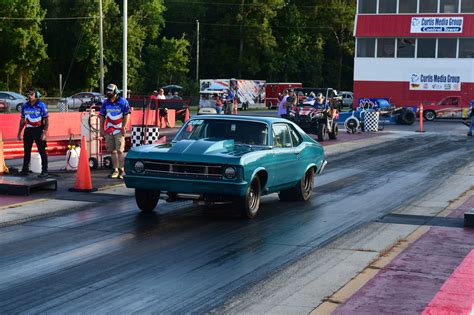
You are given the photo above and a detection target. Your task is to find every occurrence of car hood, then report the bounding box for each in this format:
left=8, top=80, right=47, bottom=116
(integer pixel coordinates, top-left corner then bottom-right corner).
left=126, top=139, right=268, bottom=164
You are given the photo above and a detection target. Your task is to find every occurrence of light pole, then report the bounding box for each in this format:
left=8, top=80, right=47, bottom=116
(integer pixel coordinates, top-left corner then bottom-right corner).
left=196, top=20, right=200, bottom=83
left=123, top=0, right=128, bottom=98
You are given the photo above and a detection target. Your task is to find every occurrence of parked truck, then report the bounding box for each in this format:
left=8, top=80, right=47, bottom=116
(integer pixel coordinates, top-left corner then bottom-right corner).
left=200, top=79, right=266, bottom=110
left=265, top=82, right=302, bottom=109
left=418, top=95, right=473, bottom=121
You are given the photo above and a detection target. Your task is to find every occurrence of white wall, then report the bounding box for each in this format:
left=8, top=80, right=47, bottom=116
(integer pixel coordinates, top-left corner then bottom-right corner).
left=354, top=58, right=474, bottom=82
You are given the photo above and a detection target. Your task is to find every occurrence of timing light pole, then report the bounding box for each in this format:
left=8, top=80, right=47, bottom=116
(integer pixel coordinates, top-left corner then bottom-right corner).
left=196, top=20, right=200, bottom=82
left=123, top=0, right=128, bottom=98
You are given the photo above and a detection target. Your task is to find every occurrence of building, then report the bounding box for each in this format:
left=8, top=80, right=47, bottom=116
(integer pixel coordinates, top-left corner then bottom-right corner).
left=354, top=0, right=474, bottom=108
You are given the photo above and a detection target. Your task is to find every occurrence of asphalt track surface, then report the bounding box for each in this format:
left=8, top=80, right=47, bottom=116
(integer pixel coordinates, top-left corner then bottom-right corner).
left=0, top=125, right=473, bottom=313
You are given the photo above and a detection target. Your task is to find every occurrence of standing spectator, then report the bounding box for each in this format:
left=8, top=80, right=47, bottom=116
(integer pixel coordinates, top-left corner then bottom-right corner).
left=224, top=89, right=235, bottom=114
left=214, top=93, right=223, bottom=114
left=17, top=88, right=49, bottom=177
left=152, top=88, right=170, bottom=128
left=278, top=89, right=289, bottom=118
left=172, top=91, right=182, bottom=100
left=99, top=83, right=130, bottom=179
left=468, top=100, right=474, bottom=136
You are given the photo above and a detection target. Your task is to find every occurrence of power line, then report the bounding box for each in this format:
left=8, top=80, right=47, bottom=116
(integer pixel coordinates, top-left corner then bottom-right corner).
left=0, top=16, right=96, bottom=20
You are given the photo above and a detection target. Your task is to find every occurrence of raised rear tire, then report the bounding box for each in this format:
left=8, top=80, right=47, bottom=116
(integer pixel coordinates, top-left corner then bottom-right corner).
left=135, top=189, right=160, bottom=212
left=239, top=176, right=261, bottom=219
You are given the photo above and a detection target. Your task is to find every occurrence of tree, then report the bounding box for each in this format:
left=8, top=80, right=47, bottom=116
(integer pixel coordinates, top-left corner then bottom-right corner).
left=315, top=0, right=355, bottom=91
left=0, top=0, right=47, bottom=92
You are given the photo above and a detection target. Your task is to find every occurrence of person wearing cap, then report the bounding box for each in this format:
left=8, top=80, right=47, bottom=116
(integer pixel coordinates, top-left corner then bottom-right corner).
left=17, top=88, right=49, bottom=178
left=99, top=83, right=130, bottom=179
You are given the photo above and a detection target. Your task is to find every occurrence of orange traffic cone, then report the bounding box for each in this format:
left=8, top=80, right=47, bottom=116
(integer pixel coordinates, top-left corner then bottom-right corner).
left=69, top=136, right=97, bottom=192
left=0, top=131, right=7, bottom=175
left=184, top=107, right=190, bottom=122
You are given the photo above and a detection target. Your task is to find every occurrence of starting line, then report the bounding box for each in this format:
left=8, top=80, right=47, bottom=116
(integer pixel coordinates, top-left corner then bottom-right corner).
left=0, top=176, right=57, bottom=196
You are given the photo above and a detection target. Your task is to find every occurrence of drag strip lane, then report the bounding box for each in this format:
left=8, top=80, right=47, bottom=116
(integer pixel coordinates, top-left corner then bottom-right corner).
left=0, top=133, right=472, bottom=313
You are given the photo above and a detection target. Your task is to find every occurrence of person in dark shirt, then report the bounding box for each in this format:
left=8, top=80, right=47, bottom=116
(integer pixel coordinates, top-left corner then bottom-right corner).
left=17, top=88, right=49, bottom=178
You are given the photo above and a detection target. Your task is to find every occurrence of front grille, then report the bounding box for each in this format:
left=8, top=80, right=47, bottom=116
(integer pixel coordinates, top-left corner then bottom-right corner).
left=143, top=160, right=223, bottom=179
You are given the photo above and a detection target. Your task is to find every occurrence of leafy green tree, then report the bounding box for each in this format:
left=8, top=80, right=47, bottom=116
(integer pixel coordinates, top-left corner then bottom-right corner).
left=316, top=0, right=355, bottom=91
left=0, top=0, right=47, bottom=92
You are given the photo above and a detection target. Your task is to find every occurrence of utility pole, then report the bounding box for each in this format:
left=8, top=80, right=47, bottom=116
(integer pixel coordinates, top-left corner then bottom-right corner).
left=99, top=0, right=104, bottom=95
left=123, top=0, right=128, bottom=98
left=59, top=74, right=62, bottom=98
left=196, top=20, right=200, bottom=82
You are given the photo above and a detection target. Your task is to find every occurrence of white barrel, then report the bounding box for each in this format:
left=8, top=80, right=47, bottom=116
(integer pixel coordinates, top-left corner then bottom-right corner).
left=30, top=153, right=42, bottom=173
left=364, top=111, right=380, bottom=132
left=65, top=147, right=81, bottom=171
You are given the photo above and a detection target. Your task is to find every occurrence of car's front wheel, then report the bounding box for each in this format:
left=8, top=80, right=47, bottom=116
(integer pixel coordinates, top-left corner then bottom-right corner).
left=239, top=176, right=261, bottom=219
left=135, top=189, right=160, bottom=212
left=423, top=110, right=436, bottom=121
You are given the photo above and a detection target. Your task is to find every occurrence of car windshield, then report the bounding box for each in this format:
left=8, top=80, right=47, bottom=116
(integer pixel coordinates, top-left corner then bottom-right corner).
left=175, top=119, right=269, bottom=146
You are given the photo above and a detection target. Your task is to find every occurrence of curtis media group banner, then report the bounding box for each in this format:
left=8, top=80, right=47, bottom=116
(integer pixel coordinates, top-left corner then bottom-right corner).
left=410, top=17, right=463, bottom=33
left=410, top=73, right=461, bottom=91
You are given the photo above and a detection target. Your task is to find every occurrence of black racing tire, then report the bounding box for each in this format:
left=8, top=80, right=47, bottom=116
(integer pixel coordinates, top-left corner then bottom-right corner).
left=89, top=157, right=99, bottom=169
left=423, top=110, right=436, bottom=121
left=398, top=109, right=416, bottom=125
left=279, top=168, right=315, bottom=202
left=16, top=103, right=22, bottom=112
left=317, top=123, right=327, bottom=141
left=239, top=176, right=261, bottom=219
left=328, top=121, right=338, bottom=140
left=135, top=189, right=160, bottom=212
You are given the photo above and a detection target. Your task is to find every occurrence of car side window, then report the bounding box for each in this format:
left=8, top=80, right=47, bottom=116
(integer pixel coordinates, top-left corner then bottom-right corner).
left=289, top=125, right=303, bottom=147
left=272, top=124, right=292, bottom=148
left=0, top=93, right=6, bottom=99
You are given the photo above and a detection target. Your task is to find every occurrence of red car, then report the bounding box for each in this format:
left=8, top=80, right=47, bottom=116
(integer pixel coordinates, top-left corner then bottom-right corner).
left=421, top=96, right=472, bottom=121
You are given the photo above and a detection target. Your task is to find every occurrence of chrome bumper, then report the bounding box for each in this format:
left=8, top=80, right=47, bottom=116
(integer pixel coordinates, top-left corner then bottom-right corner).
left=318, top=160, right=328, bottom=174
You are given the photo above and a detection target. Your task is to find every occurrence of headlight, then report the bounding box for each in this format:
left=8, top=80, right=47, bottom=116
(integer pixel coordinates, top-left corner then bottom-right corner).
left=134, top=160, right=145, bottom=173
left=224, top=166, right=237, bottom=179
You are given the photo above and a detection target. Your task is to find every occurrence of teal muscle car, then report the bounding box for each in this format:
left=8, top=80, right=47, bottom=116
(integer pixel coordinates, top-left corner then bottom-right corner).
left=124, top=115, right=327, bottom=218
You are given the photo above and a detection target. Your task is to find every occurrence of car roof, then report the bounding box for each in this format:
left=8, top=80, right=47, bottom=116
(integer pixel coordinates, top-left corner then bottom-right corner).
left=191, top=115, right=289, bottom=124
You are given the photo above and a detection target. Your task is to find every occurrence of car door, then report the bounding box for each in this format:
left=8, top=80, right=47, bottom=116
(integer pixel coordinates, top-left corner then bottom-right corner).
left=271, top=123, right=300, bottom=188
left=438, top=97, right=461, bottom=118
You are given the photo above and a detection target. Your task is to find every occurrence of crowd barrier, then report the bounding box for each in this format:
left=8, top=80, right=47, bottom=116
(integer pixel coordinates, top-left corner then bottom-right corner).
left=1, top=99, right=190, bottom=159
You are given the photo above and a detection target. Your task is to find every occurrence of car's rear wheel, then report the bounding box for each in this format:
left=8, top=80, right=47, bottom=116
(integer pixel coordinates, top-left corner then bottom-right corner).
left=239, top=176, right=261, bottom=219
left=16, top=103, right=22, bottom=112
left=423, top=110, right=436, bottom=121
left=135, top=189, right=160, bottom=212
left=279, top=168, right=315, bottom=202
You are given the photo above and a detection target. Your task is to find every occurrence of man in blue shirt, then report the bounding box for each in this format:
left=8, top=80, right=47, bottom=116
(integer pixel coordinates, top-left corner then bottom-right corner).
left=17, top=88, right=49, bottom=177
left=99, top=83, right=130, bottom=179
